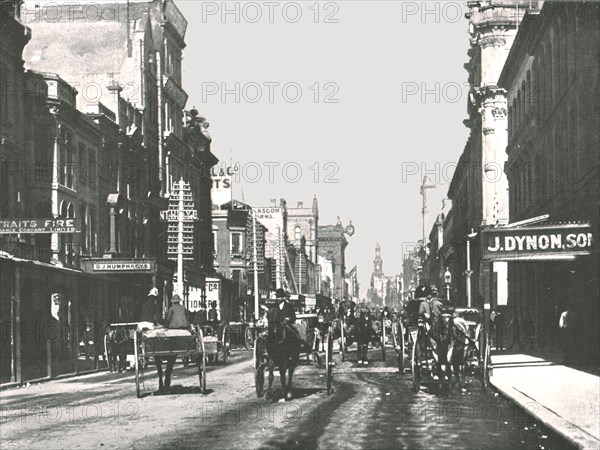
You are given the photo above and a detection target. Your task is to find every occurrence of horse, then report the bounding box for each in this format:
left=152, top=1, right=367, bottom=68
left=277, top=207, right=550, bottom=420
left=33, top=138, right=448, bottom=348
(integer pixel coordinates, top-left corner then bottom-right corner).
left=447, top=316, right=477, bottom=391
left=265, top=308, right=302, bottom=401
left=154, top=355, right=177, bottom=391
left=422, top=313, right=455, bottom=394
left=106, top=327, right=129, bottom=373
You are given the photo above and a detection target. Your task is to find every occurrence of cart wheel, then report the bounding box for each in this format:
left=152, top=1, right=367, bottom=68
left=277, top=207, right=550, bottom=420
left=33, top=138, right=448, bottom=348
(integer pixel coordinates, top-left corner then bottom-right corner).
left=134, top=332, right=144, bottom=398
left=254, top=363, right=265, bottom=398
left=223, top=326, right=230, bottom=364
left=381, top=320, right=386, bottom=362
left=245, top=326, right=253, bottom=350
left=411, top=331, right=421, bottom=392
left=397, top=323, right=405, bottom=374
left=254, top=336, right=266, bottom=398
left=326, top=331, right=334, bottom=395
left=198, top=329, right=207, bottom=394
left=482, top=336, right=492, bottom=388
left=340, top=320, right=346, bottom=362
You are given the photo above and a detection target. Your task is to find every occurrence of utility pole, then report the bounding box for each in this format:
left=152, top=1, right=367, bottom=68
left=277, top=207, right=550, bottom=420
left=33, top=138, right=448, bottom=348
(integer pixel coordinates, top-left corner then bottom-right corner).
left=252, top=211, right=259, bottom=320
left=162, top=179, right=196, bottom=299
left=466, top=228, right=477, bottom=307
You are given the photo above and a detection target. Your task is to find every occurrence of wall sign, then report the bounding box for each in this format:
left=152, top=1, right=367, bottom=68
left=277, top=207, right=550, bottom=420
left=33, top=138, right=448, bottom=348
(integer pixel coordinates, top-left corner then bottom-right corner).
left=482, top=223, right=594, bottom=261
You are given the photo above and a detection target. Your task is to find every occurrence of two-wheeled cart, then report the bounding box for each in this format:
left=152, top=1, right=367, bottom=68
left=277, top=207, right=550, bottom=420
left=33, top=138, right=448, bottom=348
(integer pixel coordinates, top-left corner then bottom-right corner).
left=133, top=328, right=206, bottom=398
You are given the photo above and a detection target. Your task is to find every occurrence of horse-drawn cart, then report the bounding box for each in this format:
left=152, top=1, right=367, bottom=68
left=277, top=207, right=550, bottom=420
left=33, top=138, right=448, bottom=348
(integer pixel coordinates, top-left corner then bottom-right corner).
left=196, top=323, right=231, bottom=364
left=409, top=299, right=492, bottom=392
left=133, top=327, right=206, bottom=397
left=253, top=313, right=335, bottom=398
left=453, top=307, right=492, bottom=388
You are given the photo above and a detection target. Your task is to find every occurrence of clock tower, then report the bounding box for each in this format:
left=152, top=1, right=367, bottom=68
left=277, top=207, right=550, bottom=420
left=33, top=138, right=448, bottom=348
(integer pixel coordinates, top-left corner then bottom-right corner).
left=373, top=242, right=383, bottom=275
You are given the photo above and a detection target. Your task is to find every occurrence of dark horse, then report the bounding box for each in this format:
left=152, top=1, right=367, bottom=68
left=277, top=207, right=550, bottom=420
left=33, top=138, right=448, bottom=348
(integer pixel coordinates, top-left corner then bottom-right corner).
left=427, top=314, right=474, bottom=394
left=265, top=307, right=302, bottom=401
left=154, top=355, right=177, bottom=391
left=106, top=328, right=129, bottom=373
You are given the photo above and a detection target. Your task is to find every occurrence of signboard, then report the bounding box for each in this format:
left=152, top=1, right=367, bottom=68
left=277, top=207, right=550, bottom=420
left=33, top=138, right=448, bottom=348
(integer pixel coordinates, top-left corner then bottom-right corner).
left=187, top=286, right=204, bottom=313
left=254, top=207, right=284, bottom=259
left=0, top=218, right=80, bottom=234
left=81, top=258, right=156, bottom=274
left=160, top=209, right=198, bottom=222
left=246, top=213, right=265, bottom=273
left=211, top=164, right=238, bottom=208
left=482, top=223, right=594, bottom=261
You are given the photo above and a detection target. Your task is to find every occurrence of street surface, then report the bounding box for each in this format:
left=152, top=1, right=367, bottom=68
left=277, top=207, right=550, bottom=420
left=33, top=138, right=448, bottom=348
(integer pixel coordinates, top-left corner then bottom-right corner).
left=1, top=346, right=573, bottom=449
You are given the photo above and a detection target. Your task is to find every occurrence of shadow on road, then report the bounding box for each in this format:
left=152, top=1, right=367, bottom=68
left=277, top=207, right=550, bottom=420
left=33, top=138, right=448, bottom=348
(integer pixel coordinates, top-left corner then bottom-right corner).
left=152, top=386, right=214, bottom=396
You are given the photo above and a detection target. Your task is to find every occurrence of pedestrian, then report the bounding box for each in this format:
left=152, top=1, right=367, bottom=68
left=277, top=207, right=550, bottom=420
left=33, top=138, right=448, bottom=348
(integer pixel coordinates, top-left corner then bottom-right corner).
left=559, top=307, right=577, bottom=365
left=356, top=306, right=371, bottom=365
left=81, top=319, right=96, bottom=360
left=208, top=301, right=219, bottom=325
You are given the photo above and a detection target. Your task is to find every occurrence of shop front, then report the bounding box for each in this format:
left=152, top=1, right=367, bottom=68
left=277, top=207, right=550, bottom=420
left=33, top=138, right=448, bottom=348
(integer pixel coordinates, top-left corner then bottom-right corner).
left=81, top=258, right=174, bottom=322
left=480, top=222, right=598, bottom=362
left=0, top=254, right=113, bottom=385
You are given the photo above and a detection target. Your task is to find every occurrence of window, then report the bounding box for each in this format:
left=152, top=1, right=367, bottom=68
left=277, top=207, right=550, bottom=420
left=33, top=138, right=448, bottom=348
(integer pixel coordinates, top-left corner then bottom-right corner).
left=213, top=231, right=218, bottom=259
left=294, top=226, right=301, bottom=241
left=79, top=144, right=86, bottom=187
left=231, top=232, right=242, bottom=255
left=88, top=150, right=97, bottom=189
left=80, top=203, right=88, bottom=254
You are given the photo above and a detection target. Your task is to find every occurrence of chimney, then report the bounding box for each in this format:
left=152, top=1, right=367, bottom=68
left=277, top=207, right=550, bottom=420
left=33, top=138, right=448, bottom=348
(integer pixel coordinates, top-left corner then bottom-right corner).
left=270, top=198, right=276, bottom=207
left=297, top=201, right=303, bottom=208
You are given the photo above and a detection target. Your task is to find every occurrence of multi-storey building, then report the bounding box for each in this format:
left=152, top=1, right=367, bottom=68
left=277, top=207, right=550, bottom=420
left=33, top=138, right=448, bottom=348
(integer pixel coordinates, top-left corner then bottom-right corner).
left=317, top=221, right=349, bottom=301
left=444, top=1, right=529, bottom=308
left=1, top=0, right=217, bottom=385
left=495, top=1, right=599, bottom=359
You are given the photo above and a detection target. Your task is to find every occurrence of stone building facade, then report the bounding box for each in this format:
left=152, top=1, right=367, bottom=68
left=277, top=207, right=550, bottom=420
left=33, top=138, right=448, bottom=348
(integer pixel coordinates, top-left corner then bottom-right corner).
left=497, top=1, right=600, bottom=360
left=444, top=1, right=529, bottom=307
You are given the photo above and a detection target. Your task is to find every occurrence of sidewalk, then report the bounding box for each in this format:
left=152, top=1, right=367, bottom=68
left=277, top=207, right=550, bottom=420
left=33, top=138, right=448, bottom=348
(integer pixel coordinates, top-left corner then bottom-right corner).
left=490, top=353, right=600, bottom=449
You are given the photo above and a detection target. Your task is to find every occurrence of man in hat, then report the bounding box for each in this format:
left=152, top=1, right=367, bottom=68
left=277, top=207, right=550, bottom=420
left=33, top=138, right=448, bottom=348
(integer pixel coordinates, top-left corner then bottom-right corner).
left=141, top=288, right=159, bottom=324
left=268, top=288, right=301, bottom=343
left=165, top=294, right=190, bottom=329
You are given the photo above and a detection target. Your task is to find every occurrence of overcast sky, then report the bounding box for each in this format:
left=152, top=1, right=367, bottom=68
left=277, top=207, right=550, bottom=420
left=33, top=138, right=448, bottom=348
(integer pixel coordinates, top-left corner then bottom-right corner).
left=177, top=1, right=471, bottom=297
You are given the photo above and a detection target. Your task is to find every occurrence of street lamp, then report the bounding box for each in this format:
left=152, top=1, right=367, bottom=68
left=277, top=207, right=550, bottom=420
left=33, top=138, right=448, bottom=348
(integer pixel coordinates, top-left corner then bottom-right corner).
left=465, top=228, right=478, bottom=307
left=444, top=267, right=452, bottom=301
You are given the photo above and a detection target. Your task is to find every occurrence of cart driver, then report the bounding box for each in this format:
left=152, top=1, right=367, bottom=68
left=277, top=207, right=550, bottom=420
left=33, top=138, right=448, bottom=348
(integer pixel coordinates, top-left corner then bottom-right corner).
left=268, top=288, right=301, bottom=342
left=419, top=294, right=444, bottom=341
left=165, top=294, right=190, bottom=330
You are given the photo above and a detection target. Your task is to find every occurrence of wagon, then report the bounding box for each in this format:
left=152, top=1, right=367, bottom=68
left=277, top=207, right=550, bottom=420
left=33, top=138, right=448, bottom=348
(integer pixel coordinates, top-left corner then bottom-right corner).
left=133, top=327, right=206, bottom=397
left=409, top=297, right=454, bottom=391
left=253, top=314, right=335, bottom=397
left=196, top=323, right=231, bottom=364
left=453, top=307, right=492, bottom=388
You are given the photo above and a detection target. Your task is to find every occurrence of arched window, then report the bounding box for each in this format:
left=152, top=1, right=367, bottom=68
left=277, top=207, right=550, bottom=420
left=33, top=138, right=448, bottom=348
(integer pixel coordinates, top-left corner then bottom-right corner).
left=525, top=70, right=532, bottom=111
left=516, top=91, right=521, bottom=127
left=294, top=226, right=301, bottom=241
left=521, top=80, right=526, bottom=119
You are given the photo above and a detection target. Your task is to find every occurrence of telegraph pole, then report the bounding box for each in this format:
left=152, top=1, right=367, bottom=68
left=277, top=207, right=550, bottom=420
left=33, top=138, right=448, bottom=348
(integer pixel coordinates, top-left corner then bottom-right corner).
left=177, top=180, right=184, bottom=297
left=252, top=211, right=260, bottom=320
left=161, top=178, right=196, bottom=300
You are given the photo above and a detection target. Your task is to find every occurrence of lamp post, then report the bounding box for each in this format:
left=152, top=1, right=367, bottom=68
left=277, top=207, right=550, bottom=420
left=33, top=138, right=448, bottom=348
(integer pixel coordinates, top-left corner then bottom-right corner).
left=465, top=228, right=478, bottom=307
left=444, top=267, right=452, bottom=301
